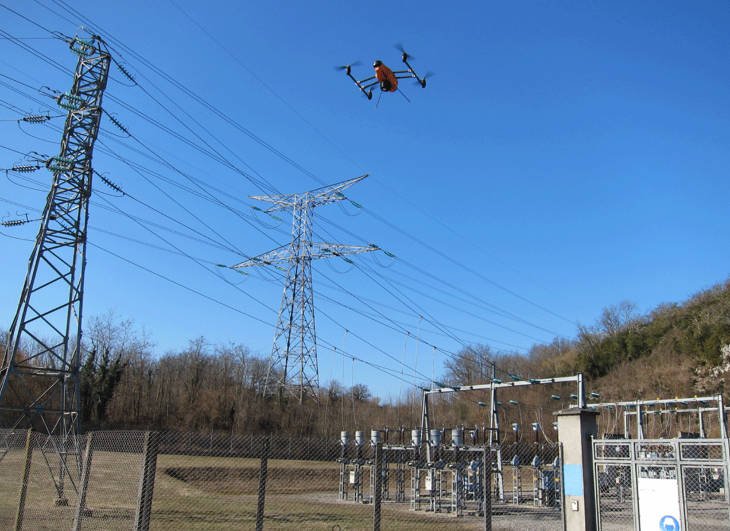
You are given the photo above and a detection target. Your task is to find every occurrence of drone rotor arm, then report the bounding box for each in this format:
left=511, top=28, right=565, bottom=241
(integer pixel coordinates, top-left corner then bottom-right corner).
left=341, top=69, right=374, bottom=99
left=397, top=65, right=427, bottom=87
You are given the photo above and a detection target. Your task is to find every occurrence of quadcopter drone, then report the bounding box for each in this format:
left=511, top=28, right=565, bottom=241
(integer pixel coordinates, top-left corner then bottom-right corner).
left=337, top=46, right=429, bottom=101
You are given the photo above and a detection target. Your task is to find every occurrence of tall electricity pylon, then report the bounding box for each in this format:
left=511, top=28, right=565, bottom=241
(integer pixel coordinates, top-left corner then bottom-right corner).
left=0, top=36, right=110, bottom=500
left=233, top=175, right=376, bottom=403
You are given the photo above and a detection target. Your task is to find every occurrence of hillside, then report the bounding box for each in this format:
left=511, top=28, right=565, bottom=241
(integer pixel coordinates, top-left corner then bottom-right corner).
left=574, top=279, right=730, bottom=399
left=1, top=279, right=729, bottom=437
left=481, top=279, right=730, bottom=403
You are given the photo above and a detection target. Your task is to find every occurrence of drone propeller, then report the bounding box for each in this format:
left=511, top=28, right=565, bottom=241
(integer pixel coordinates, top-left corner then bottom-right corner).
left=395, top=43, right=414, bottom=61
left=334, top=60, right=361, bottom=71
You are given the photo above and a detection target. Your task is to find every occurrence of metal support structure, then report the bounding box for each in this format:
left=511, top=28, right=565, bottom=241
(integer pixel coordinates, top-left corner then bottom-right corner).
left=421, top=392, right=431, bottom=462
left=424, top=373, right=585, bottom=502
left=337, top=436, right=349, bottom=501
left=623, top=406, right=730, bottom=438
left=719, top=395, right=728, bottom=438
left=72, top=433, right=94, bottom=531
left=382, top=448, right=390, bottom=501
left=133, top=431, right=159, bottom=531
left=699, top=411, right=706, bottom=438
left=487, top=363, right=505, bottom=501
left=428, top=466, right=443, bottom=512
left=588, top=394, right=728, bottom=439
left=14, top=429, right=33, bottom=531
left=0, top=35, right=110, bottom=503
left=353, top=441, right=364, bottom=502
left=483, top=448, right=492, bottom=531
left=339, top=436, right=499, bottom=521
left=232, top=175, right=376, bottom=403
left=448, top=447, right=465, bottom=516
left=425, top=374, right=587, bottom=398
left=255, top=436, right=270, bottom=531
left=373, top=442, right=382, bottom=531
left=512, top=460, right=522, bottom=503
left=395, top=456, right=406, bottom=502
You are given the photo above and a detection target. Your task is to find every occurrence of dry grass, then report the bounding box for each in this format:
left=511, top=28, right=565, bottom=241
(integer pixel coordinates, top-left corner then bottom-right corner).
left=1, top=449, right=493, bottom=529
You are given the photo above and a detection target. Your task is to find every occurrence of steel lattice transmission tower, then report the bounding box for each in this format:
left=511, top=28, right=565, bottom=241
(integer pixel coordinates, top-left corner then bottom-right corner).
left=233, top=175, right=377, bottom=403
left=0, top=35, right=110, bottom=484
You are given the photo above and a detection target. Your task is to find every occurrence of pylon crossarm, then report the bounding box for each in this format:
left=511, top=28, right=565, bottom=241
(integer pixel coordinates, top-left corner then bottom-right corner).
left=232, top=242, right=378, bottom=269
left=231, top=245, right=291, bottom=269
left=307, top=242, right=378, bottom=259
left=250, top=174, right=368, bottom=212
left=305, top=174, right=368, bottom=208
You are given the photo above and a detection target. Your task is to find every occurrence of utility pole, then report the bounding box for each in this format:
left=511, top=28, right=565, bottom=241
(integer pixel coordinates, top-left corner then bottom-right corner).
left=0, top=35, right=110, bottom=502
left=233, top=175, right=377, bottom=403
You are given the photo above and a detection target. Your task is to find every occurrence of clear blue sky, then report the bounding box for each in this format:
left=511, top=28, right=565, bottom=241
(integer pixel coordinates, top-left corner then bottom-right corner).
left=1, top=1, right=728, bottom=398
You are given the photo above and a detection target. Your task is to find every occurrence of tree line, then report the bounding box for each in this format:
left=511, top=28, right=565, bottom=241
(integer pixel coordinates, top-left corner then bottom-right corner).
left=1, top=279, right=729, bottom=439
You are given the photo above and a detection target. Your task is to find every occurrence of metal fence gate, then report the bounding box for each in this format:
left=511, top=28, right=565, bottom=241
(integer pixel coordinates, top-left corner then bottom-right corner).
left=593, top=437, right=730, bottom=530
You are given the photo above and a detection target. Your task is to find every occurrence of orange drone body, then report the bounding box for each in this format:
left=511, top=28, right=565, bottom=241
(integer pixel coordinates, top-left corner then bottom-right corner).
left=374, top=63, right=398, bottom=92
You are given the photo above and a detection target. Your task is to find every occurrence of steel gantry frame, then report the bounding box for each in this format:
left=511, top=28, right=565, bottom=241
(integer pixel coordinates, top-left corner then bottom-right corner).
left=622, top=406, right=730, bottom=439
left=587, top=395, right=728, bottom=439
left=232, top=175, right=377, bottom=403
left=421, top=373, right=586, bottom=500
left=0, top=35, right=110, bottom=501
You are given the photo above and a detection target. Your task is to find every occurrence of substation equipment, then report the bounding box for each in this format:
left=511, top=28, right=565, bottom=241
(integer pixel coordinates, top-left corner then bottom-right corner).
left=421, top=373, right=585, bottom=503
left=590, top=394, right=730, bottom=504
left=337, top=427, right=491, bottom=517
left=335, top=373, right=588, bottom=516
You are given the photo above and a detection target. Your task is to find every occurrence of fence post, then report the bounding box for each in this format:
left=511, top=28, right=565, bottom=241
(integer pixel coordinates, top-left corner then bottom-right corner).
left=373, top=442, right=382, bottom=531
left=256, top=436, right=271, bottom=531
left=134, top=431, right=160, bottom=531
left=483, top=447, right=491, bottom=531
left=72, top=432, right=95, bottom=531
left=14, top=428, right=33, bottom=531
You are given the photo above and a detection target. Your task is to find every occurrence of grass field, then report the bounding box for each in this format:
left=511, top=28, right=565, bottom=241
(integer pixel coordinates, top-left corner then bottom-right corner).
left=0, top=439, right=565, bottom=530
left=1, top=448, right=504, bottom=529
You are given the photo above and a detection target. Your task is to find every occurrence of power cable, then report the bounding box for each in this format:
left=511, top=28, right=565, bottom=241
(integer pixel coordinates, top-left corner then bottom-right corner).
left=95, top=193, right=279, bottom=315
left=89, top=241, right=272, bottom=326
left=0, top=2, right=57, bottom=35
left=0, top=5, right=552, bottom=386
left=11, top=2, right=576, bottom=337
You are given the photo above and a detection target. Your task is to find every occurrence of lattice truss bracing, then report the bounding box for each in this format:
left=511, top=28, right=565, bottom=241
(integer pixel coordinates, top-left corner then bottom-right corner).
left=0, top=36, right=110, bottom=450
left=233, top=175, right=376, bottom=403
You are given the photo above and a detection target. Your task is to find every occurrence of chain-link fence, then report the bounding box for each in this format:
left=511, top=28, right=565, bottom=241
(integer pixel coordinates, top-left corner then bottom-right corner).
left=0, top=428, right=567, bottom=530
left=488, top=440, right=562, bottom=530
left=593, top=438, right=730, bottom=531
left=680, top=440, right=730, bottom=531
